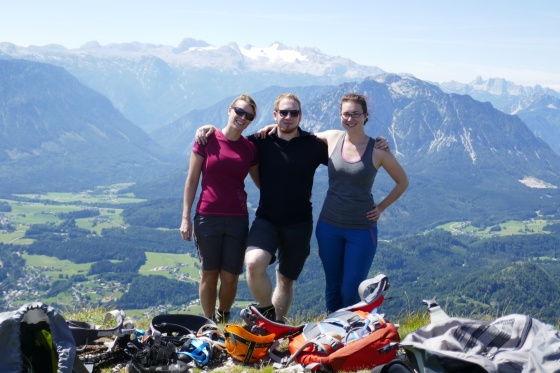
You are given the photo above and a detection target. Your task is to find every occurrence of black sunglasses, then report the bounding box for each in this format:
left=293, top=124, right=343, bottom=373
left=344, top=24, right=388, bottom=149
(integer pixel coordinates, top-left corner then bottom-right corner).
left=232, top=107, right=255, bottom=121
left=277, top=110, right=300, bottom=118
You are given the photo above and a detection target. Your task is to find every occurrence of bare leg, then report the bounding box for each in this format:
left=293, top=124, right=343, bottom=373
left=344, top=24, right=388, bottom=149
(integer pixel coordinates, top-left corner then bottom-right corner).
left=217, top=269, right=239, bottom=312
left=273, top=271, right=295, bottom=321
left=245, top=248, right=273, bottom=307
left=199, top=269, right=219, bottom=318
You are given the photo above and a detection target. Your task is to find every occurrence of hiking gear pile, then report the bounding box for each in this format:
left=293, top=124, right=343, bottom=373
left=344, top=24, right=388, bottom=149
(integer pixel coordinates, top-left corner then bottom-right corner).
left=124, top=313, right=227, bottom=372
left=239, top=273, right=402, bottom=372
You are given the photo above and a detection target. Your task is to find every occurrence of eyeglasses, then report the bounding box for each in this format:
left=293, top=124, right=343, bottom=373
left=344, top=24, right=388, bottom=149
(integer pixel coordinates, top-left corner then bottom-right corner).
left=232, top=107, right=255, bottom=121
left=277, top=110, right=300, bottom=118
left=340, top=112, right=364, bottom=120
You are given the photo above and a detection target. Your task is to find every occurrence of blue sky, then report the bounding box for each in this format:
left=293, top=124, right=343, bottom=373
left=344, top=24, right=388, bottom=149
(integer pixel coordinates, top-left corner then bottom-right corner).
left=2, top=0, right=559, bottom=89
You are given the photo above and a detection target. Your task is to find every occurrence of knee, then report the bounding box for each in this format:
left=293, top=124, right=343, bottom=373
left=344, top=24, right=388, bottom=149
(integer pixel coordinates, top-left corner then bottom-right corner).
left=201, top=270, right=219, bottom=283
left=220, top=272, right=239, bottom=287
left=245, top=250, right=269, bottom=275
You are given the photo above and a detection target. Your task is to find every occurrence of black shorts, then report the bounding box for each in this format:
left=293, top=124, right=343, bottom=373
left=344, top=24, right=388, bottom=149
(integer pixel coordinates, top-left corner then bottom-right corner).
left=193, top=214, right=248, bottom=275
left=246, top=216, right=312, bottom=280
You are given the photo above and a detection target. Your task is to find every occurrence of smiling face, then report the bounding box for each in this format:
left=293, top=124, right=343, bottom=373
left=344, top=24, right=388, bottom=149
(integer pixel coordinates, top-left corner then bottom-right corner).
left=227, top=99, right=255, bottom=133
left=274, top=98, right=301, bottom=135
left=340, top=101, right=367, bottom=131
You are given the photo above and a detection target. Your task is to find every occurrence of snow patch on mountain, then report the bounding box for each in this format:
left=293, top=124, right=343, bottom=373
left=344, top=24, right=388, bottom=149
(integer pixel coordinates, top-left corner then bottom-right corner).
left=428, top=130, right=457, bottom=153
left=241, top=43, right=307, bottom=63
left=518, top=176, right=557, bottom=189
left=461, top=128, right=477, bottom=164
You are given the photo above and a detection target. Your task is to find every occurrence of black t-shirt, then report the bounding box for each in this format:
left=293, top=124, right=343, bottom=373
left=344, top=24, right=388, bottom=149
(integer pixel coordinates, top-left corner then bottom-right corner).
left=248, top=128, right=328, bottom=226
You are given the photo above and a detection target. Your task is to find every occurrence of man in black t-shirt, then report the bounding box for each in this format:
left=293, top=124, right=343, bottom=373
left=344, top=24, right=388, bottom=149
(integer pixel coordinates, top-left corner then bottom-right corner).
left=244, top=93, right=328, bottom=322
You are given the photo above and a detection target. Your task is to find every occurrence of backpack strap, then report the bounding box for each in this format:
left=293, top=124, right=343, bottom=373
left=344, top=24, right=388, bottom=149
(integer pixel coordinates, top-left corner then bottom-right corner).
left=67, top=309, right=135, bottom=348
left=286, top=334, right=344, bottom=364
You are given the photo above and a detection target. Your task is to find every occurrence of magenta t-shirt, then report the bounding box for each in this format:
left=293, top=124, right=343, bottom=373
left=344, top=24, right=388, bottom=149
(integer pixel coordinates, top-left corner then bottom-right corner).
left=193, top=130, right=259, bottom=216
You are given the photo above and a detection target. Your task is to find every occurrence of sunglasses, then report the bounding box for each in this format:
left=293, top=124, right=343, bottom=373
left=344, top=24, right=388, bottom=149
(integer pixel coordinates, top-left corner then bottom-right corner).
left=277, top=110, right=300, bottom=118
left=232, top=107, right=255, bottom=121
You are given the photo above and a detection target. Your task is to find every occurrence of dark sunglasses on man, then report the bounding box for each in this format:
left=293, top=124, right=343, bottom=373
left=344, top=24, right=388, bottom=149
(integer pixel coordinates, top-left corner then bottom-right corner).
left=277, top=110, right=300, bottom=118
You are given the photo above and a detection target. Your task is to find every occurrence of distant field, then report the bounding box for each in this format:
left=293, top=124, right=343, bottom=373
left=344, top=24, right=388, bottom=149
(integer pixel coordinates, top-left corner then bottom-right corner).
left=139, top=252, right=200, bottom=281
left=436, top=218, right=557, bottom=237
left=75, top=208, right=126, bottom=234
left=2, top=226, right=33, bottom=245
left=13, top=183, right=145, bottom=205
left=0, top=183, right=143, bottom=244
left=23, top=254, right=92, bottom=280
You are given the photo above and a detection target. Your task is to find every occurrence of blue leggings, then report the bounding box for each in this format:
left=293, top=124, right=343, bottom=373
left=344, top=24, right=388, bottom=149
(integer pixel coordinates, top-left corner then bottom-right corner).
left=316, top=220, right=377, bottom=313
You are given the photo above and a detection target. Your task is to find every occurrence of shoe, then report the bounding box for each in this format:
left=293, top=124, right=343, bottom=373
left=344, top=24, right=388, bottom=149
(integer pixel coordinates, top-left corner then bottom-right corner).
left=213, top=309, right=230, bottom=324
left=257, top=305, right=276, bottom=322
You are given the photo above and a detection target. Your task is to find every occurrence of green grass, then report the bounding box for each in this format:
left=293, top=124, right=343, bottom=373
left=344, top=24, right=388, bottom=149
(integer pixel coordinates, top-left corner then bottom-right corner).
left=435, top=218, right=558, bottom=237
left=0, top=184, right=140, bottom=244
left=13, top=183, right=145, bottom=205
left=22, top=254, right=92, bottom=280
left=1, top=226, right=33, bottom=245
left=139, top=252, right=200, bottom=280
left=12, top=192, right=145, bottom=204
left=75, top=207, right=125, bottom=234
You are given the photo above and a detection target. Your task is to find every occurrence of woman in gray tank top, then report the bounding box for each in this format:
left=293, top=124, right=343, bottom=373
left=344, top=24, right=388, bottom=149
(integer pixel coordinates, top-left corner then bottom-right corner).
left=315, top=93, right=409, bottom=313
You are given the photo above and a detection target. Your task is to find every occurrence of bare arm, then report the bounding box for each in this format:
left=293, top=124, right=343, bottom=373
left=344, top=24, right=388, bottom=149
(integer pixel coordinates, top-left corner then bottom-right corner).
left=257, top=124, right=277, bottom=138
left=367, top=149, right=409, bottom=221
left=195, top=125, right=218, bottom=145
left=180, top=152, right=204, bottom=241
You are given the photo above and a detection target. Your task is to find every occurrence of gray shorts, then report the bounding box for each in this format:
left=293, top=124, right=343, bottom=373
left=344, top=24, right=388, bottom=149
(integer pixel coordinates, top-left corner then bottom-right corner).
left=193, top=214, right=249, bottom=275
left=246, top=216, right=312, bottom=280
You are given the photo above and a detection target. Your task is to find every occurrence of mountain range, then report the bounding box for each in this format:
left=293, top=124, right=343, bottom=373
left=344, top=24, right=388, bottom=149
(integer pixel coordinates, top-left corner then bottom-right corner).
left=439, top=76, right=560, bottom=155
left=0, top=59, right=174, bottom=193
left=2, top=40, right=558, bottom=159
left=0, top=40, right=383, bottom=132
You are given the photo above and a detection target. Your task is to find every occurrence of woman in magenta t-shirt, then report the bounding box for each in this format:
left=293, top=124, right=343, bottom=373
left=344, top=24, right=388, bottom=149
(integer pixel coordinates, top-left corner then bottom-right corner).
left=180, top=94, right=259, bottom=322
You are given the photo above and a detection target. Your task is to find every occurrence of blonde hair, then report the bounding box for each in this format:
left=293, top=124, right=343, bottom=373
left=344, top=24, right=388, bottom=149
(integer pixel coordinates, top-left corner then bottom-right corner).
left=230, top=94, right=257, bottom=117
left=274, top=93, right=302, bottom=111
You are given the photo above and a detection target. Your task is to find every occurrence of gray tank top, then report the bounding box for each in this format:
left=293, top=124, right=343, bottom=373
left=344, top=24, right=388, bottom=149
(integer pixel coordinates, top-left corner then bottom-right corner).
left=319, top=133, right=377, bottom=229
